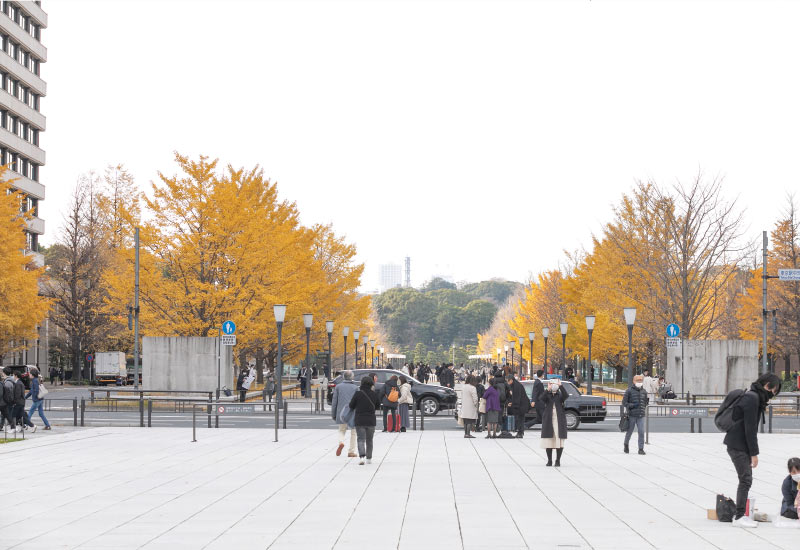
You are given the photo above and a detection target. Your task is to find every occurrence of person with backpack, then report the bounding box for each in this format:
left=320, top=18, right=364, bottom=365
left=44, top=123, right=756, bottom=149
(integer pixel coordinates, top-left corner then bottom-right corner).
left=26, top=368, right=50, bottom=430
left=1, top=370, right=17, bottom=432
left=8, top=369, right=34, bottom=432
left=622, top=374, right=649, bottom=455
left=541, top=378, right=568, bottom=467
left=720, top=373, right=782, bottom=528
left=397, top=375, right=413, bottom=433
left=780, top=457, right=800, bottom=520
left=381, top=375, right=400, bottom=432
left=348, top=375, right=381, bottom=465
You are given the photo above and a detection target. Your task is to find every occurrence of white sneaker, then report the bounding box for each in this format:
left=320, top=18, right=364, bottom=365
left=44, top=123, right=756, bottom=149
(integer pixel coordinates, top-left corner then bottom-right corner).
left=733, top=515, right=758, bottom=528
left=359, top=458, right=365, bottom=465
left=366, top=459, right=372, bottom=464
left=31, top=425, right=37, bottom=433
left=14, top=426, right=21, bottom=433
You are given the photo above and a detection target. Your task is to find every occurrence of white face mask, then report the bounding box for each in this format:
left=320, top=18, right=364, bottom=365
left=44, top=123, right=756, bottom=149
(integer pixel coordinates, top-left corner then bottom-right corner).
left=792, top=474, right=800, bottom=482
left=634, top=382, right=643, bottom=388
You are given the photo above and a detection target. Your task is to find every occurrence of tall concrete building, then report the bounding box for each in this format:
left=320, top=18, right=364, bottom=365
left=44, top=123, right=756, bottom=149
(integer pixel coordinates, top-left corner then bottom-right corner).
left=379, top=263, right=402, bottom=292
left=0, top=1, right=47, bottom=368
left=0, top=1, right=46, bottom=266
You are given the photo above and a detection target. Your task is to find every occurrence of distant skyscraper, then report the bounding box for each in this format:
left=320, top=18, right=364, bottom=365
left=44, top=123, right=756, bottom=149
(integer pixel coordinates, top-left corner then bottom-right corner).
left=404, top=256, right=411, bottom=287
left=379, top=263, right=402, bottom=292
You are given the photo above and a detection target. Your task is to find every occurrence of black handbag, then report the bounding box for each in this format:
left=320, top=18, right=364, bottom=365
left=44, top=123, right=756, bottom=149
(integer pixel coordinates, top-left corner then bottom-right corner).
left=618, top=414, right=630, bottom=432
left=716, top=494, right=736, bottom=522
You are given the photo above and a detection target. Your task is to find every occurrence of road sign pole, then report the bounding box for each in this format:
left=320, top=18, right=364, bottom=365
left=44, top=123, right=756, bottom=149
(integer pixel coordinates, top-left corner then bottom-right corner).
left=762, top=230, right=769, bottom=375
left=134, top=227, right=140, bottom=390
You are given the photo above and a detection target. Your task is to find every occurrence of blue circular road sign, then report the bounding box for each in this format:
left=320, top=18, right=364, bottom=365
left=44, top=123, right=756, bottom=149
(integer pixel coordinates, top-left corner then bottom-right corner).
left=666, top=324, right=680, bottom=338
left=223, top=320, right=236, bottom=335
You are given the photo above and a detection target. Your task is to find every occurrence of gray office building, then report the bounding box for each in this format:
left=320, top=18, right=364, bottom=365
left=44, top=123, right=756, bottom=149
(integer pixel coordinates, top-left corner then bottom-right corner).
left=0, top=1, right=46, bottom=266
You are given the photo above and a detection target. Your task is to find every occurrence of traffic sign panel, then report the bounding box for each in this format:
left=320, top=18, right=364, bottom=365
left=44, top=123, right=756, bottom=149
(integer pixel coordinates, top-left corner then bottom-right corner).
left=85, top=354, right=94, bottom=362
left=216, top=404, right=255, bottom=415
left=666, top=337, right=681, bottom=349
left=778, top=269, right=800, bottom=281
left=222, top=320, right=236, bottom=335
left=666, top=324, right=680, bottom=338
left=221, top=334, right=236, bottom=346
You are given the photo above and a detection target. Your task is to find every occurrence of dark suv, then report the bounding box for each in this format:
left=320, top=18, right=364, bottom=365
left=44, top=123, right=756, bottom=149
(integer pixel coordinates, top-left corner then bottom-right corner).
left=522, top=380, right=607, bottom=430
left=327, top=369, right=457, bottom=415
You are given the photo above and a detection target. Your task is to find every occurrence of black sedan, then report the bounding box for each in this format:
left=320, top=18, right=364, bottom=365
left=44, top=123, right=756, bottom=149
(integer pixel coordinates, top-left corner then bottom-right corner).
left=522, top=380, right=607, bottom=430
left=327, top=369, right=457, bottom=415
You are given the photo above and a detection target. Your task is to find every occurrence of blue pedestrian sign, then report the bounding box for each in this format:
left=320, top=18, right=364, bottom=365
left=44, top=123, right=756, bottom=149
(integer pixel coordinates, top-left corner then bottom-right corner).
left=222, top=320, right=236, bottom=335
left=666, top=323, right=680, bottom=338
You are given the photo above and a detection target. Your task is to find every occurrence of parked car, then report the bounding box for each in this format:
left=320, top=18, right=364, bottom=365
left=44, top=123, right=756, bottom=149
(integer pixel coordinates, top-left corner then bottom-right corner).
left=327, top=369, right=457, bottom=415
left=455, top=380, right=607, bottom=430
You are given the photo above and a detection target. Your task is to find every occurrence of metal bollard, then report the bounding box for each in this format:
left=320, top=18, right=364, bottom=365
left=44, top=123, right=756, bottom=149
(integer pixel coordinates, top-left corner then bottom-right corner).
left=420, top=401, right=425, bottom=431
left=90, top=390, right=95, bottom=403
left=73, top=398, right=78, bottom=426
left=208, top=392, right=212, bottom=428
left=192, top=406, right=197, bottom=442
left=689, top=393, right=694, bottom=433
left=80, top=398, right=85, bottom=427
left=147, top=400, right=152, bottom=427
left=283, top=399, right=288, bottom=429
left=413, top=400, right=417, bottom=431
left=215, top=389, right=220, bottom=428
left=139, top=392, right=144, bottom=428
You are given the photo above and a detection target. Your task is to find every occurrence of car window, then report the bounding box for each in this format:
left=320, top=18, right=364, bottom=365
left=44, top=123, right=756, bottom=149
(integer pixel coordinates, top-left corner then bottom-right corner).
left=523, top=384, right=533, bottom=399
left=372, top=372, right=391, bottom=383
left=563, top=383, right=579, bottom=397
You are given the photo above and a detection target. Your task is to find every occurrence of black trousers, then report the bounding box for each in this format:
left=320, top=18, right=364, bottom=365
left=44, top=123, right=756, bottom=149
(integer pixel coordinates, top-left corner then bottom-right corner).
left=383, top=407, right=397, bottom=430
left=0, top=405, right=14, bottom=428
left=239, top=390, right=247, bottom=402
left=510, top=409, right=526, bottom=435
left=727, top=447, right=753, bottom=518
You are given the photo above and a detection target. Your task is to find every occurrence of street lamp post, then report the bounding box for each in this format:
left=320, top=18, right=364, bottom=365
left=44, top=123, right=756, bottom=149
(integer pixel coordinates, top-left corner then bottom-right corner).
left=624, top=307, right=637, bottom=387
left=504, top=344, right=509, bottom=369
left=509, top=340, right=516, bottom=374
left=370, top=339, right=376, bottom=368
left=528, top=331, right=535, bottom=379
left=496, top=348, right=501, bottom=365
left=342, top=326, right=349, bottom=371
left=560, top=323, right=568, bottom=377
left=353, top=330, right=360, bottom=368
left=273, top=304, right=287, bottom=442
left=542, top=327, right=549, bottom=375
left=585, top=315, right=595, bottom=395
left=303, top=314, right=313, bottom=397
left=326, top=321, right=334, bottom=379
left=363, top=336, right=368, bottom=369
left=517, top=337, right=525, bottom=379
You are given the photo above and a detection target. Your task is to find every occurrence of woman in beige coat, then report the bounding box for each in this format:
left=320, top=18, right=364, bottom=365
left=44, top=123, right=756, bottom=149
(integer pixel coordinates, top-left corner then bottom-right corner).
left=397, top=376, right=414, bottom=432
left=460, top=375, right=479, bottom=438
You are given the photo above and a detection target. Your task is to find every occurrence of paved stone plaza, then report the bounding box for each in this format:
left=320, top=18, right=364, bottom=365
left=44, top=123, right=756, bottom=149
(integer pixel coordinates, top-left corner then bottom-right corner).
left=0, top=428, right=797, bottom=549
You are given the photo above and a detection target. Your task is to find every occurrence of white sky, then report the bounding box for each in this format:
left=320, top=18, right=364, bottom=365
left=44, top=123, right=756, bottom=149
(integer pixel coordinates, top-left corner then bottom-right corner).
left=40, top=0, right=800, bottom=289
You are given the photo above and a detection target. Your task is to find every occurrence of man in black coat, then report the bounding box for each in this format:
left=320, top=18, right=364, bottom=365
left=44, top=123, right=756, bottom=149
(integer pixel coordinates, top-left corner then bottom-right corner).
left=723, top=373, right=781, bottom=527
left=506, top=374, right=532, bottom=438
left=531, top=370, right=546, bottom=424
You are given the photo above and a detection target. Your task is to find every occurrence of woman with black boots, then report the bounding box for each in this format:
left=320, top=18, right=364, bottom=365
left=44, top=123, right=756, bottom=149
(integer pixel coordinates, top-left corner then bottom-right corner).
left=540, top=378, right=569, bottom=467
left=460, top=375, right=479, bottom=438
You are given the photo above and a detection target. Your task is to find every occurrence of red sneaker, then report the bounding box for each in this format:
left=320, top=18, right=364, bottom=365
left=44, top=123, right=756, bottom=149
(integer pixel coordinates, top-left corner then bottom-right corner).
left=336, top=443, right=344, bottom=456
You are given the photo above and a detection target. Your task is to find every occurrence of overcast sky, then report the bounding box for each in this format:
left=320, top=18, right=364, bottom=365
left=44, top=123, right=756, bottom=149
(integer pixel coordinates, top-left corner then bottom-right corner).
left=40, top=0, right=800, bottom=290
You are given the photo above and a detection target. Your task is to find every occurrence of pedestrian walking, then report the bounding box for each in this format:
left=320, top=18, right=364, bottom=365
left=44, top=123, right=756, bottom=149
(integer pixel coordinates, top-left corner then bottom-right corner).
left=49, top=367, right=57, bottom=386
left=1, top=370, right=16, bottom=432
left=722, top=373, right=781, bottom=528
left=460, top=375, right=479, bottom=438
left=6, top=368, right=34, bottom=432
left=236, top=369, right=247, bottom=402
left=541, top=378, right=568, bottom=467
left=643, top=370, right=659, bottom=403
left=483, top=379, right=501, bottom=438
left=381, top=375, right=400, bottom=432
left=622, top=374, right=649, bottom=455
left=348, top=375, right=381, bottom=465
left=266, top=370, right=276, bottom=401
left=26, top=368, right=50, bottom=430
left=58, top=367, right=65, bottom=385
left=475, top=377, right=486, bottom=432
left=331, top=370, right=358, bottom=458
left=297, top=364, right=310, bottom=397
left=397, top=375, right=413, bottom=432
left=506, top=374, right=531, bottom=438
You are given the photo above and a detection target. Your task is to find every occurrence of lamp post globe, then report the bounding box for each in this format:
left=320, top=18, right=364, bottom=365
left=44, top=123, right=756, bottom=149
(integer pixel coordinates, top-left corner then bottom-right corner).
left=559, top=322, right=568, bottom=377
left=623, top=307, right=637, bottom=386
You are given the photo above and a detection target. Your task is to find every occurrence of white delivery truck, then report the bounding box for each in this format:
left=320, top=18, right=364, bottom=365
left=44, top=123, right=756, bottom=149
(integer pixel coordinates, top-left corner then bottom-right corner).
left=94, top=352, right=127, bottom=386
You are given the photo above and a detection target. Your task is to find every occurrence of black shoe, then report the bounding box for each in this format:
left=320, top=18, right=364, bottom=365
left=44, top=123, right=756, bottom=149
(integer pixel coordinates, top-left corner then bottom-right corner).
left=515, top=434, right=523, bottom=438
left=546, top=460, right=553, bottom=467
left=638, top=449, right=646, bottom=455
left=464, top=434, right=475, bottom=439
left=381, top=429, right=387, bottom=432
left=554, top=460, right=561, bottom=467
left=485, top=435, right=492, bottom=439
left=400, top=427, right=406, bottom=432
left=624, top=444, right=629, bottom=454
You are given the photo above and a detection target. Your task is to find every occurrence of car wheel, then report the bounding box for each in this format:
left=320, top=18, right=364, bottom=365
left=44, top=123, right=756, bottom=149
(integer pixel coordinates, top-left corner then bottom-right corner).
left=420, top=396, right=440, bottom=416
left=565, top=410, right=581, bottom=430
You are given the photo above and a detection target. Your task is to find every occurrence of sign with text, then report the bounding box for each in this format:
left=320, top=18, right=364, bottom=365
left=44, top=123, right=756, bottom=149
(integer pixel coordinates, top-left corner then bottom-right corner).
left=221, top=334, right=237, bottom=346
left=778, top=269, right=800, bottom=281
left=216, top=404, right=255, bottom=415
left=665, top=337, right=681, bottom=349
left=669, top=407, right=708, bottom=417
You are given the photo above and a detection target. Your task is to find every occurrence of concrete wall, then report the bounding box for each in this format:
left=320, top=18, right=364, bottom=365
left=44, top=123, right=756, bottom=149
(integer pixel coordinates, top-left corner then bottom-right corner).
left=666, top=339, right=758, bottom=395
left=143, top=337, right=233, bottom=392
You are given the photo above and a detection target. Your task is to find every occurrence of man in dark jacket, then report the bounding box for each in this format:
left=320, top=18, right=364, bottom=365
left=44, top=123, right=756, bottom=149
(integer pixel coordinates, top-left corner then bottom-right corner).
left=723, top=373, right=781, bottom=527
left=236, top=370, right=247, bottom=402
left=506, top=374, right=532, bottom=438
left=532, top=370, right=546, bottom=424
left=444, top=365, right=456, bottom=388
left=622, top=374, right=649, bottom=455
left=296, top=365, right=310, bottom=397
left=10, top=371, right=34, bottom=432
left=1, top=369, right=17, bottom=432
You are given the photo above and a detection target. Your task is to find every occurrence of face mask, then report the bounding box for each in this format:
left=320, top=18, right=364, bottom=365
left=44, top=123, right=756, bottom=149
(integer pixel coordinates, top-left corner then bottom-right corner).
left=635, top=382, right=643, bottom=388
left=792, top=474, right=800, bottom=482
left=549, top=385, right=558, bottom=392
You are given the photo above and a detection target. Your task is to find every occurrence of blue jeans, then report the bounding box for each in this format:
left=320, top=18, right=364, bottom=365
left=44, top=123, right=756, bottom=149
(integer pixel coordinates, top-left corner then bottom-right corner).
left=624, top=416, right=645, bottom=450
left=28, top=399, right=50, bottom=428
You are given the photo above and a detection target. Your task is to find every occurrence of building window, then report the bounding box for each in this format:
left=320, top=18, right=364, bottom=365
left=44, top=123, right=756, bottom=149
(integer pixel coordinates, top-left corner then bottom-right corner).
left=30, top=162, right=38, bottom=182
